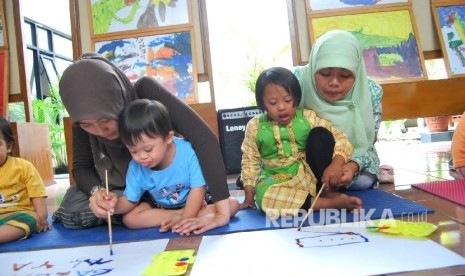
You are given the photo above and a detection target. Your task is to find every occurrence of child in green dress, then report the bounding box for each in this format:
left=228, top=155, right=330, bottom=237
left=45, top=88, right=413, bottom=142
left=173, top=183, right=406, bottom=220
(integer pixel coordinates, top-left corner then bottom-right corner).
left=239, top=67, right=362, bottom=217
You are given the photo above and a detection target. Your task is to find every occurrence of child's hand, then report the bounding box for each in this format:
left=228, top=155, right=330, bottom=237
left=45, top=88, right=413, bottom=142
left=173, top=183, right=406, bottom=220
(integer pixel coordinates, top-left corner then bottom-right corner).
left=322, top=162, right=343, bottom=188
left=160, top=213, right=182, bottom=232
left=239, top=186, right=256, bottom=210
left=239, top=198, right=256, bottom=210
left=37, top=217, right=52, bottom=232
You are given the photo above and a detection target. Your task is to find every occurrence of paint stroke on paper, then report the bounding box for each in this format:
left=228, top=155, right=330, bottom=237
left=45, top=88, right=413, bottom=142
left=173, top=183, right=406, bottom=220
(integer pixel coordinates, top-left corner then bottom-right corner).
left=296, top=231, right=369, bottom=248
left=0, top=239, right=169, bottom=276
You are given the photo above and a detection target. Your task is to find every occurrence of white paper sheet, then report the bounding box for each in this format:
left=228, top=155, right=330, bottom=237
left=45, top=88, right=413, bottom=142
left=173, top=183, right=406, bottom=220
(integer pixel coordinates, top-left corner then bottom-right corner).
left=1, top=239, right=169, bottom=276
left=191, top=222, right=465, bottom=276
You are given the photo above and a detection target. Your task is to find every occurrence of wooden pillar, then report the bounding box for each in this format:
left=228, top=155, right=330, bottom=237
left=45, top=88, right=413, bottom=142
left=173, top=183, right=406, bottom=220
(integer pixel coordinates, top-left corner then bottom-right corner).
left=10, top=122, right=55, bottom=186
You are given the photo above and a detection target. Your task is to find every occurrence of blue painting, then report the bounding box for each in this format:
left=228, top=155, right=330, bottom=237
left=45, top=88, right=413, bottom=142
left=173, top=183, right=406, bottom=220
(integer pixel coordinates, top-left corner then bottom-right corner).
left=309, top=0, right=409, bottom=11
left=435, top=5, right=465, bottom=76
left=94, top=31, right=198, bottom=103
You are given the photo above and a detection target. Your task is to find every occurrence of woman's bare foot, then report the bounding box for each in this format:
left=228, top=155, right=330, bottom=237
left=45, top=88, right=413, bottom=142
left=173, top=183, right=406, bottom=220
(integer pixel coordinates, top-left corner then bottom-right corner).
left=312, top=192, right=362, bottom=211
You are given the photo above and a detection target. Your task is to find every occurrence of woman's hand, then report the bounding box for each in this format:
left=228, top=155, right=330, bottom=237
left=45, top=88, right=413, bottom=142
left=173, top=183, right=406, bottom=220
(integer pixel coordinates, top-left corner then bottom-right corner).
left=89, top=189, right=117, bottom=217
left=341, top=161, right=359, bottom=186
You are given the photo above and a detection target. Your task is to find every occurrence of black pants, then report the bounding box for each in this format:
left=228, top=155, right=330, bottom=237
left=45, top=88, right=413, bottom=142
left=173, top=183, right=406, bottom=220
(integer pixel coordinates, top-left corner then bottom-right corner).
left=301, top=127, right=335, bottom=209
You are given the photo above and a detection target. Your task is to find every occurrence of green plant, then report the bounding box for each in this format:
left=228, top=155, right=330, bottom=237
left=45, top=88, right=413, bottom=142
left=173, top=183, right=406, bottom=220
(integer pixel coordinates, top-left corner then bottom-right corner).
left=243, top=44, right=291, bottom=107
left=32, top=83, right=68, bottom=169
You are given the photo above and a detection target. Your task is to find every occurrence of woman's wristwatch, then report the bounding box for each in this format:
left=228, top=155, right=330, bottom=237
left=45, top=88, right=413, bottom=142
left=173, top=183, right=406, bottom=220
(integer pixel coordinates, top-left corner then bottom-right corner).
left=90, top=185, right=104, bottom=196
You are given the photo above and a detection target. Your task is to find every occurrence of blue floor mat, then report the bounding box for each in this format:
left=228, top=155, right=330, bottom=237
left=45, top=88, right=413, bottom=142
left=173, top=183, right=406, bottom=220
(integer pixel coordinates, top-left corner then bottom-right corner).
left=0, top=188, right=433, bottom=252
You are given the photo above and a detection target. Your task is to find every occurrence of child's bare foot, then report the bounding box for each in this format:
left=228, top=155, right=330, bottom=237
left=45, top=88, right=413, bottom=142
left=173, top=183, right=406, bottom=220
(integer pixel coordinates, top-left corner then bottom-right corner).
left=312, top=192, right=362, bottom=211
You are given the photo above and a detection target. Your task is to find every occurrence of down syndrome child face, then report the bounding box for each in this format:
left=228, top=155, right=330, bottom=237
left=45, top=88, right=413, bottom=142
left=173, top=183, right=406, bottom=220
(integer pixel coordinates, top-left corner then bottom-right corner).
left=262, top=83, right=297, bottom=125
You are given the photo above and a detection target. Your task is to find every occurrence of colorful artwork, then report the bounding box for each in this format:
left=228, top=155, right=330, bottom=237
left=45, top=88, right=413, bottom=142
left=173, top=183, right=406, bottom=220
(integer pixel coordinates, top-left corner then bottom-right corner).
left=0, top=53, right=6, bottom=117
left=0, top=15, right=4, bottom=47
left=90, top=0, right=190, bottom=35
left=0, top=239, right=169, bottom=275
left=94, top=31, right=198, bottom=104
left=433, top=4, right=465, bottom=77
left=310, top=9, right=425, bottom=83
left=308, top=0, right=409, bottom=11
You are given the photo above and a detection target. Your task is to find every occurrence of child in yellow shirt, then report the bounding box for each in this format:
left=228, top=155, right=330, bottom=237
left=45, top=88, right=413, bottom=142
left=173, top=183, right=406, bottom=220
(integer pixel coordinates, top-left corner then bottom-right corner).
left=0, top=116, right=51, bottom=243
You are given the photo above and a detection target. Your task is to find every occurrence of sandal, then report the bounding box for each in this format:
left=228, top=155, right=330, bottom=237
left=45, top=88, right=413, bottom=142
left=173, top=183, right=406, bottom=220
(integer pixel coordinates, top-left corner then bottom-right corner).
left=378, top=165, right=395, bottom=184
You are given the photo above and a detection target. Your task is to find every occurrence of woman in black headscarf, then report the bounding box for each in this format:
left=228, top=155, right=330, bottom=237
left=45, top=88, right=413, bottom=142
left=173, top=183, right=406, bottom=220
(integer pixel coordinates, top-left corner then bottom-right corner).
left=53, top=53, right=236, bottom=235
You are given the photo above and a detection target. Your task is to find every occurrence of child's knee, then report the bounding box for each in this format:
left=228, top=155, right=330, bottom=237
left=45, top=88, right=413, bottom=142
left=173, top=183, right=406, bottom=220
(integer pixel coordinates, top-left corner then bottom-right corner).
left=122, top=213, right=139, bottom=229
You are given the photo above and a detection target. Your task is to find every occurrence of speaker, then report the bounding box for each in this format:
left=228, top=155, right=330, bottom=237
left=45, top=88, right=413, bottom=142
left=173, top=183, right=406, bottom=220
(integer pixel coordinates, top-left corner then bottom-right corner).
left=217, top=106, right=262, bottom=174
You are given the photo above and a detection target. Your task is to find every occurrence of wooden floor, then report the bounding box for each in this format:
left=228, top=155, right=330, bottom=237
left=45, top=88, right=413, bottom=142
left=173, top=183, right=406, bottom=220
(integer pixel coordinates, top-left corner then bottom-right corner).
left=46, top=138, right=465, bottom=275
left=374, top=140, right=465, bottom=275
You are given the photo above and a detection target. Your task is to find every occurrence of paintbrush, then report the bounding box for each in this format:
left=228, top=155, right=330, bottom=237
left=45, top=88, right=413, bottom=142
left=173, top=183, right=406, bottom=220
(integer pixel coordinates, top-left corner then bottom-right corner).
left=105, top=169, right=113, bottom=255
left=297, top=183, right=325, bottom=231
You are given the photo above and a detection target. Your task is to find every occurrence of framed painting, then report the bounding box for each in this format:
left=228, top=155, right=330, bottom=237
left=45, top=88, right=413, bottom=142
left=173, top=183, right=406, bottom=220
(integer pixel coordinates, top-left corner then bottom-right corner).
left=89, top=0, right=191, bottom=37
left=308, top=8, right=426, bottom=84
left=93, top=29, right=199, bottom=104
left=0, top=52, right=8, bottom=117
left=0, top=0, right=6, bottom=48
left=307, top=0, right=410, bottom=12
left=431, top=0, right=465, bottom=78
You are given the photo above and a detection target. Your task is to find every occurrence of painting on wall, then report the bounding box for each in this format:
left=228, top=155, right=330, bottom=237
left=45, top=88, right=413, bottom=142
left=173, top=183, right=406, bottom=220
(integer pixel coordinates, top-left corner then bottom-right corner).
left=0, top=15, right=4, bottom=47
left=94, top=30, right=198, bottom=104
left=89, top=0, right=190, bottom=36
left=307, top=0, right=410, bottom=12
left=0, top=53, right=7, bottom=117
left=0, top=0, right=6, bottom=49
left=431, top=2, right=465, bottom=77
left=309, top=9, right=426, bottom=83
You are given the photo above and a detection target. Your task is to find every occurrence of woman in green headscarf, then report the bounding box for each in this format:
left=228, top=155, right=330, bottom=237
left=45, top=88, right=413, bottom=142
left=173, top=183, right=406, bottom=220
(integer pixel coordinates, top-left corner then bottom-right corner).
left=294, top=30, right=384, bottom=190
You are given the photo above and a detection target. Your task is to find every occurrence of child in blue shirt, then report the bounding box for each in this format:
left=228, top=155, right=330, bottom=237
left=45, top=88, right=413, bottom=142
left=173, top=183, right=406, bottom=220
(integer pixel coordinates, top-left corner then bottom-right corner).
left=102, top=99, right=238, bottom=233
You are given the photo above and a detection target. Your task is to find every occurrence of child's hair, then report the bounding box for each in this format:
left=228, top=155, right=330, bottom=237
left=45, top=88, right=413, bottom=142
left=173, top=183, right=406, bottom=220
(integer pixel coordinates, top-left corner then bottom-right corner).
left=118, top=99, right=173, bottom=147
left=255, top=67, right=302, bottom=111
left=0, top=115, right=14, bottom=146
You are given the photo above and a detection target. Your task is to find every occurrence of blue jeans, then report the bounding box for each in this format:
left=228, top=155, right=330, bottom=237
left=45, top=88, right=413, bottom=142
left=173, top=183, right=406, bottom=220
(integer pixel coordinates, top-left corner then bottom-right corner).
left=346, top=171, right=377, bottom=191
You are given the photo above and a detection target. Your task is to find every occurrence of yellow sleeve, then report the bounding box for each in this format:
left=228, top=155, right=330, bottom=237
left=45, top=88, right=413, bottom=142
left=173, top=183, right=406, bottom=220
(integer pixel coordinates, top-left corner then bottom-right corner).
left=240, top=117, right=261, bottom=187
left=21, top=159, right=47, bottom=198
left=303, top=109, right=353, bottom=162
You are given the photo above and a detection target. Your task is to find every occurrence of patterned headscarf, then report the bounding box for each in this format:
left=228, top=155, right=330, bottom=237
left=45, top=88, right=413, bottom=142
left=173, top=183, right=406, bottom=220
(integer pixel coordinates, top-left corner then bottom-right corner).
left=59, top=53, right=135, bottom=123
left=299, top=30, right=375, bottom=157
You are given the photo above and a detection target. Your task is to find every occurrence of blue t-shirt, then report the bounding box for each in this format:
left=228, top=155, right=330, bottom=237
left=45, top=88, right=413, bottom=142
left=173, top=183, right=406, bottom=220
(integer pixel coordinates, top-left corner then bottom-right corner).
left=124, top=137, right=205, bottom=209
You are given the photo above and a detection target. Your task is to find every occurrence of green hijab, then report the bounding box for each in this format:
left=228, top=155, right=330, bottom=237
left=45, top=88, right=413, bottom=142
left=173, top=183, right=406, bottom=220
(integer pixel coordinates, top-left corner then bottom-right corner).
left=299, top=30, right=375, bottom=157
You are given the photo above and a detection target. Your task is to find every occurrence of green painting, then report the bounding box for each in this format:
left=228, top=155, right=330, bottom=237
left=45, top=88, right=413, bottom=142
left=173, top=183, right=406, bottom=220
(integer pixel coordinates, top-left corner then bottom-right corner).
left=90, top=0, right=189, bottom=35
left=311, top=9, right=425, bottom=83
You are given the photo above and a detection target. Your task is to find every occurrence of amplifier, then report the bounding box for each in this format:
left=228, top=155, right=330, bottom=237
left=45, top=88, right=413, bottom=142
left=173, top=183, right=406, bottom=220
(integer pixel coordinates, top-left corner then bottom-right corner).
left=217, top=106, right=262, bottom=174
